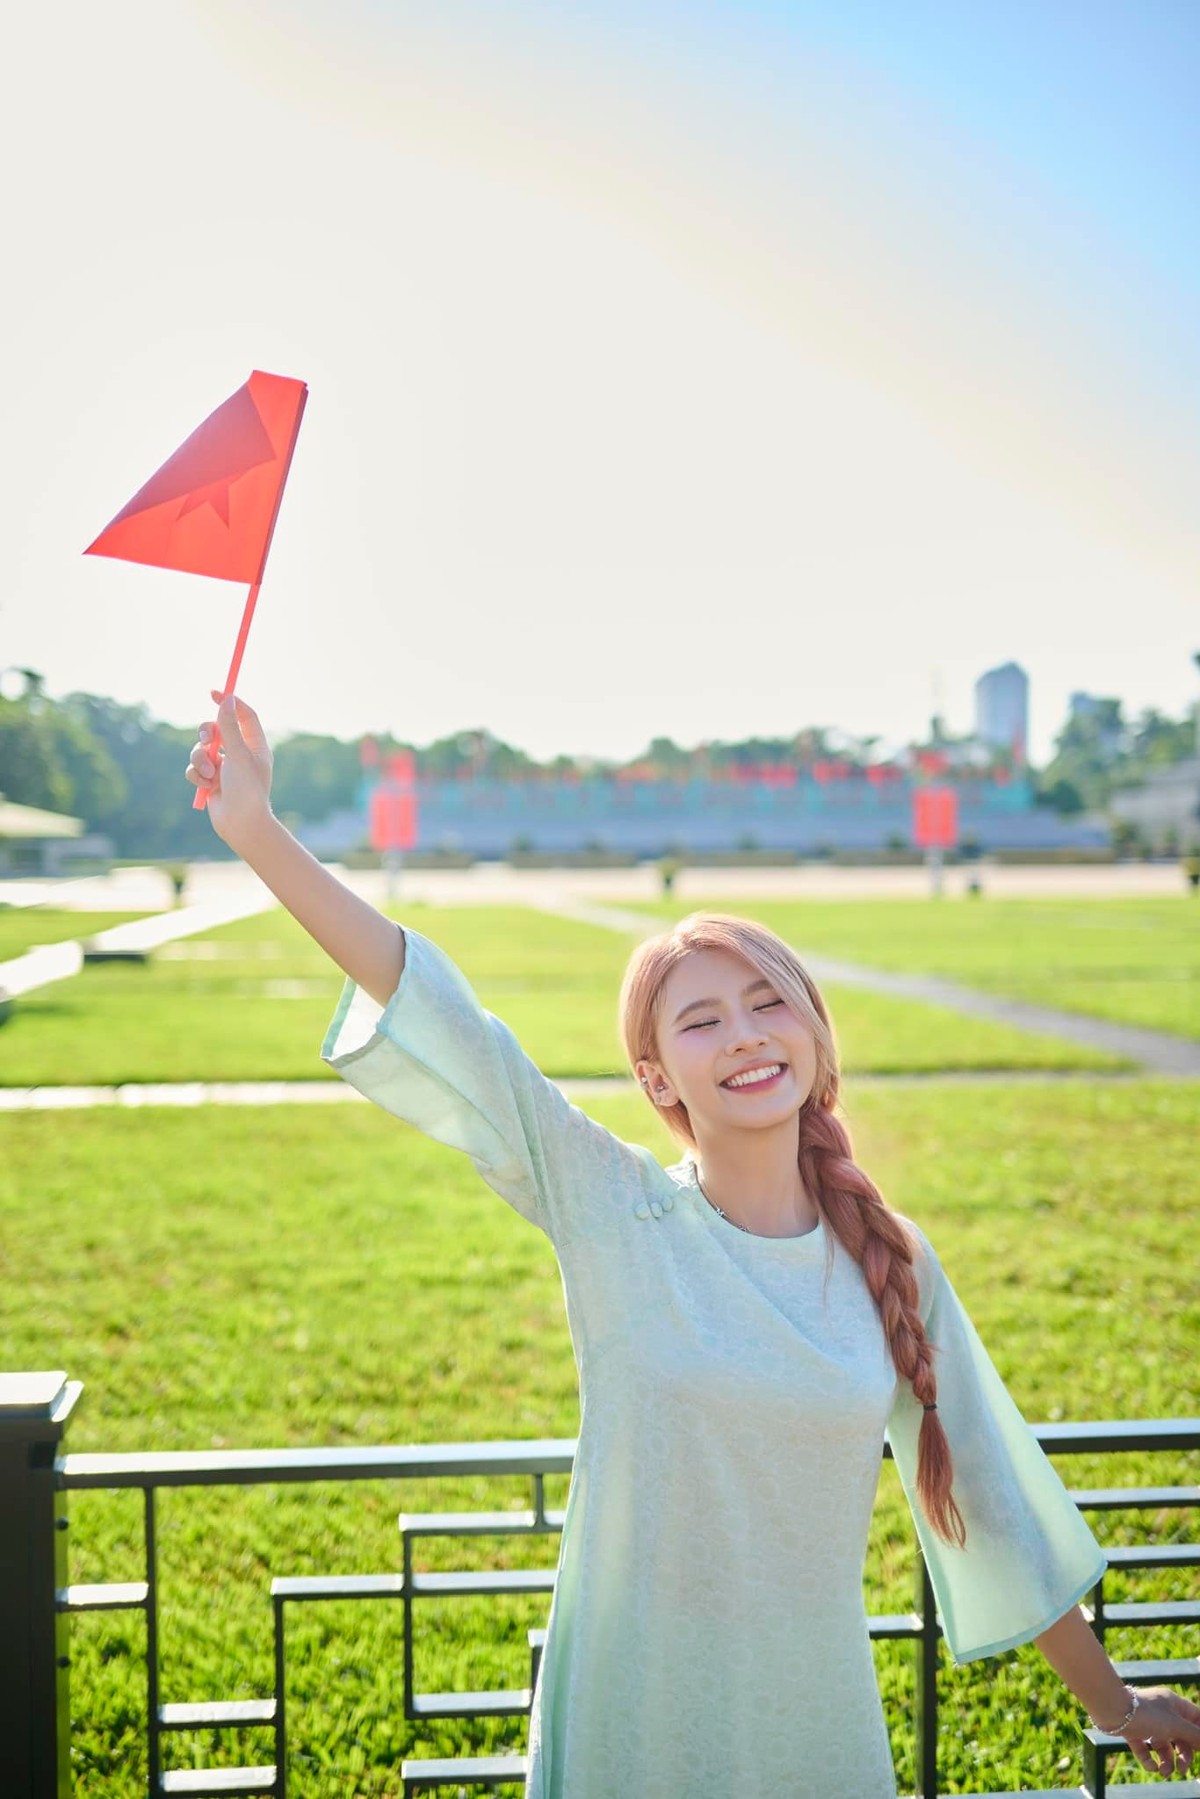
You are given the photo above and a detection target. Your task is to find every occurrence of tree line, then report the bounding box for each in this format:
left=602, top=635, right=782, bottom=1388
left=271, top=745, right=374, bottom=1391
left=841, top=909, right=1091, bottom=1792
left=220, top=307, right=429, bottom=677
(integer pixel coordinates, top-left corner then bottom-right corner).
left=0, top=682, right=1193, bottom=860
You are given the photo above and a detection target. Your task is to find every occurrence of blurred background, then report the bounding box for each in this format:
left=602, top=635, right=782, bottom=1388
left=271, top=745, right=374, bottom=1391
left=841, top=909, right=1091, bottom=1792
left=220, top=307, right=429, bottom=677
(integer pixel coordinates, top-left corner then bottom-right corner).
left=1, top=0, right=1197, bottom=865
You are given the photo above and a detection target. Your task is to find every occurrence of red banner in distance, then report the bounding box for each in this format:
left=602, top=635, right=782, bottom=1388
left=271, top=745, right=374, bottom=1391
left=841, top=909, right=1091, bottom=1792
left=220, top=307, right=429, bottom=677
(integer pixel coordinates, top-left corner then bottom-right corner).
left=913, top=785, right=958, bottom=848
left=370, top=787, right=417, bottom=853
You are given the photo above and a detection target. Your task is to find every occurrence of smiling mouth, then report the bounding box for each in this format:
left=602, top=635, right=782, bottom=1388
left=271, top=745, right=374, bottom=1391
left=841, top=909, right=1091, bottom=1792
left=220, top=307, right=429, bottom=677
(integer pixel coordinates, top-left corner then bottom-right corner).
left=721, top=1063, right=787, bottom=1091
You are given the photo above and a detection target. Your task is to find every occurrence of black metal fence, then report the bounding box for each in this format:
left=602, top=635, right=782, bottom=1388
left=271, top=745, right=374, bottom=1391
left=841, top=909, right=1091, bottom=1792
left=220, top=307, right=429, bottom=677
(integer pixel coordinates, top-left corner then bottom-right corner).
left=3, top=1373, right=1197, bottom=1799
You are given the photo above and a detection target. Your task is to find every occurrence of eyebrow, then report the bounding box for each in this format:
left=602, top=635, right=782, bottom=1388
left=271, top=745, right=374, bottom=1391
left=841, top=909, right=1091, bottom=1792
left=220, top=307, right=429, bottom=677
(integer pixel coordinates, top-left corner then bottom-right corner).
left=672, top=978, right=774, bottom=1025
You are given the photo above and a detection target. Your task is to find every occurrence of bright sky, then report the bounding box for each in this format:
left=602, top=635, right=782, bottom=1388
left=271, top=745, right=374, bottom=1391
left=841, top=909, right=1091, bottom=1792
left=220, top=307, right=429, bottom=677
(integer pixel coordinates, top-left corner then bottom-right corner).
left=3, top=0, right=1197, bottom=765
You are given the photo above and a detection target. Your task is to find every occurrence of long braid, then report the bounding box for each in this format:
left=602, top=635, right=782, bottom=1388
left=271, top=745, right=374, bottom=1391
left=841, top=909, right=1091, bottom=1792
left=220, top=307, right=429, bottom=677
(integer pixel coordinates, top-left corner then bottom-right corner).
left=799, top=1096, right=967, bottom=1549
left=618, top=909, right=968, bottom=1551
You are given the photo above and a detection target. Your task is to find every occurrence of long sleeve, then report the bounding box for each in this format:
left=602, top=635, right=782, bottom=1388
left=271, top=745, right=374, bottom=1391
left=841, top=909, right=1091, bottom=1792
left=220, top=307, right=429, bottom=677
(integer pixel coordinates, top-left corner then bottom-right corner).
left=320, top=924, right=650, bottom=1245
left=885, top=1219, right=1108, bottom=1666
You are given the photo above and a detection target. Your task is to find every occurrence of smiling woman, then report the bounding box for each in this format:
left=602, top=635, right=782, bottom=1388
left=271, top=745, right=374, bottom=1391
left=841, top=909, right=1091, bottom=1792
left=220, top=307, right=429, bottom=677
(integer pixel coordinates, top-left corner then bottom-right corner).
left=187, top=708, right=1200, bottom=1798
left=623, top=930, right=824, bottom=1237
left=619, top=911, right=952, bottom=1484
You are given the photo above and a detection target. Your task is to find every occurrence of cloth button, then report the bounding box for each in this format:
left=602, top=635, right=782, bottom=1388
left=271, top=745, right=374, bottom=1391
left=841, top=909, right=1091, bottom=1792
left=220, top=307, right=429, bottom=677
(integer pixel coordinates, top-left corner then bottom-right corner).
left=649, top=1201, right=663, bottom=1218
left=634, top=1202, right=651, bottom=1220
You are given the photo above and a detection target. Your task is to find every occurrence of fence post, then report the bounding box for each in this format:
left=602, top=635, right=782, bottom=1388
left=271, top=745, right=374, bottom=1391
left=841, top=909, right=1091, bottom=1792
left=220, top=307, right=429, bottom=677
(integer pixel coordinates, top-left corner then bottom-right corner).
left=0, top=1372, right=83, bottom=1799
left=913, top=1553, right=940, bottom=1798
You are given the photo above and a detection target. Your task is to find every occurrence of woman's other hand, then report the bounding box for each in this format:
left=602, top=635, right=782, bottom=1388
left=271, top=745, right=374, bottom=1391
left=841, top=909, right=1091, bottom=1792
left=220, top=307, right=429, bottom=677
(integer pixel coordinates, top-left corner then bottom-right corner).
left=1114, top=1686, right=1200, bottom=1777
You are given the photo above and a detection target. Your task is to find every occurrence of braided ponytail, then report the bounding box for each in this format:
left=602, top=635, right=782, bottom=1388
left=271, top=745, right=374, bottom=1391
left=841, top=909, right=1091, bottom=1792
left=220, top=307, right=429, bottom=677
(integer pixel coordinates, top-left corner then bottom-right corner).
left=798, top=1101, right=966, bottom=1548
left=619, top=910, right=967, bottom=1550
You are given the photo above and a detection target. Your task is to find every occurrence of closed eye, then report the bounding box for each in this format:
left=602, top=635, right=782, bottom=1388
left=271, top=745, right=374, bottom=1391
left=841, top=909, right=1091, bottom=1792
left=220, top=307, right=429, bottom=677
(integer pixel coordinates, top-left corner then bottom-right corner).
left=684, top=998, right=783, bottom=1031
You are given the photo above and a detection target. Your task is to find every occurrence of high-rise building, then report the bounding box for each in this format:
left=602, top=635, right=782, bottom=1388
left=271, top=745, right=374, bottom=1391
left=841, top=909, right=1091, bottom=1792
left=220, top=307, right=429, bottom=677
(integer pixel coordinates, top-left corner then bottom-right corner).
left=1067, top=692, right=1124, bottom=760
left=974, top=662, right=1028, bottom=764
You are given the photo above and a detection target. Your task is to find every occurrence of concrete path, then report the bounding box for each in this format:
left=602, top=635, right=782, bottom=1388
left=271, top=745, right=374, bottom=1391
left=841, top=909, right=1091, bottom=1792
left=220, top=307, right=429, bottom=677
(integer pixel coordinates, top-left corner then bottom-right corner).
left=0, top=863, right=246, bottom=912
left=0, top=874, right=279, bottom=1001
left=292, top=860, right=1190, bottom=905
left=0, top=1065, right=1170, bottom=1112
left=81, top=888, right=279, bottom=956
left=798, top=954, right=1200, bottom=1076
left=0, top=858, right=1189, bottom=914
left=531, top=898, right=1200, bottom=1079
left=0, top=1080, right=368, bottom=1110
left=0, top=940, right=87, bottom=1001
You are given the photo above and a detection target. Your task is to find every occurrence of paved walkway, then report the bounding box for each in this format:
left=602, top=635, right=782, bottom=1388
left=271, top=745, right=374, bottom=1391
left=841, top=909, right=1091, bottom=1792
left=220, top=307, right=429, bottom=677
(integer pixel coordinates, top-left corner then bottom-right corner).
left=0, top=1065, right=1166, bottom=1112
left=0, top=875, right=279, bottom=1000
left=0, top=863, right=259, bottom=912
left=800, top=955, right=1200, bottom=1076
left=314, top=860, right=1189, bottom=905
left=0, top=858, right=1188, bottom=914
left=529, top=898, right=1200, bottom=1078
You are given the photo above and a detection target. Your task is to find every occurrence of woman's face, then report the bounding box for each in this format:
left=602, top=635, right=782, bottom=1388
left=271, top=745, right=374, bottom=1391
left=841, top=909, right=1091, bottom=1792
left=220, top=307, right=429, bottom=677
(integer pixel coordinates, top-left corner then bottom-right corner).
left=638, top=946, right=819, bottom=1138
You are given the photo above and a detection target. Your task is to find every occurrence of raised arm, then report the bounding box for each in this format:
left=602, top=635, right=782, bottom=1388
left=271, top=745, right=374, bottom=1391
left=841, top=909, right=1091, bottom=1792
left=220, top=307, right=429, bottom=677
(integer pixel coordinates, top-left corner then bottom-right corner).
left=186, top=690, right=404, bottom=1006
left=186, top=692, right=658, bottom=1246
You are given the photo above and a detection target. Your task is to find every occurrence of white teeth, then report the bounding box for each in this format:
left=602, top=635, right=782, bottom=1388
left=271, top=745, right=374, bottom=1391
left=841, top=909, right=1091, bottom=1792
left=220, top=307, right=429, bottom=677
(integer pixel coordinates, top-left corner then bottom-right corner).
left=724, top=1064, right=783, bottom=1090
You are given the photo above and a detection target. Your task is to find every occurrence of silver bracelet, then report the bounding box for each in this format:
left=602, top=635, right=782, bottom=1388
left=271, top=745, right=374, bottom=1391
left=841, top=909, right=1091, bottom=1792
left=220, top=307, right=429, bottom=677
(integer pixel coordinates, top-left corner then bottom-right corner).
left=1092, top=1686, right=1140, bottom=1735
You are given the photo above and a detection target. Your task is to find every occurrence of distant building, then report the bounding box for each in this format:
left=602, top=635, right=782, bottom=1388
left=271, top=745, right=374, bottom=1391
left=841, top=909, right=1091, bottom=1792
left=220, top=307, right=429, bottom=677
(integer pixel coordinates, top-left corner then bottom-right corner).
left=297, top=763, right=1110, bottom=860
left=974, top=662, right=1029, bottom=765
left=0, top=795, right=108, bottom=876
left=1109, top=758, right=1200, bottom=850
left=1068, top=692, right=1125, bottom=759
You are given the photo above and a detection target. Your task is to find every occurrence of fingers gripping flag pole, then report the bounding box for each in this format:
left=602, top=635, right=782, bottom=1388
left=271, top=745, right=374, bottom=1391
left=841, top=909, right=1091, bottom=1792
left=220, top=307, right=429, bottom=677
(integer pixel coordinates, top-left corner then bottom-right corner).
left=85, top=369, right=308, bottom=810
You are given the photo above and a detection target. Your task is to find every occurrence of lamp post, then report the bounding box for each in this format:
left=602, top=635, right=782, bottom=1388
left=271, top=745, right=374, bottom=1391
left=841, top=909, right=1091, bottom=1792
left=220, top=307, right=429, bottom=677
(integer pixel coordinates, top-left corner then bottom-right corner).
left=0, top=666, right=45, bottom=702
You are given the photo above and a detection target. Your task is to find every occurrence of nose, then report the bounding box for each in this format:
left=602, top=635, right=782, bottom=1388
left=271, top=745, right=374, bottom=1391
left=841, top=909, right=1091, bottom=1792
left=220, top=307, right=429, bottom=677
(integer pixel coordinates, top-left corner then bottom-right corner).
left=725, top=1010, right=769, bottom=1056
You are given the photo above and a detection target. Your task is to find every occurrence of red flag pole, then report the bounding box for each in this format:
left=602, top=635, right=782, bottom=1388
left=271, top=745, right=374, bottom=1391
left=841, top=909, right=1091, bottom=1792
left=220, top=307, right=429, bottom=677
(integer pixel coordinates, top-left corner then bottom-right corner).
left=195, top=385, right=309, bottom=812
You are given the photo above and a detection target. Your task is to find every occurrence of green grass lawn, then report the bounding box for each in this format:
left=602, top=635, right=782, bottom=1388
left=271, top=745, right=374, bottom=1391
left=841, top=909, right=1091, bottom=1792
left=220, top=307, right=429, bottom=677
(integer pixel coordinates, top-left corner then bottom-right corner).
left=0, top=908, right=152, bottom=958
left=646, top=894, right=1200, bottom=1040
left=3, top=1083, right=1195, bottom=1797
left=814, top=984, right=1125, bottom=1074
left=0, top=903, right=1127, bottom=1085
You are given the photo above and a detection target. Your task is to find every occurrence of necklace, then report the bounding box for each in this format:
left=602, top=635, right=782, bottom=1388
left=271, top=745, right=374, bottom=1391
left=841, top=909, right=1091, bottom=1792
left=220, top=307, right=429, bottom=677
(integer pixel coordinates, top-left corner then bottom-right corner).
left=693, top=1166, right=752, bottom=1233
left=693, top=1165, right=821, bottom=1239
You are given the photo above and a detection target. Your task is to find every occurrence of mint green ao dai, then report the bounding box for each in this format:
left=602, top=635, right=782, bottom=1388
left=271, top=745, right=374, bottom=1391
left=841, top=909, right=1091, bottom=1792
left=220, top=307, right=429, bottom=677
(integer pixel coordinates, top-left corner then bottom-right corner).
left=322, top=928, right=1107, bottom=1799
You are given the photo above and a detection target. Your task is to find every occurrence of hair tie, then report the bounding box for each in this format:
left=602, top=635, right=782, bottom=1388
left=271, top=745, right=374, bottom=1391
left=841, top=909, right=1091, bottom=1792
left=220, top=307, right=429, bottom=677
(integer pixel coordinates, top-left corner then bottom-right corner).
left=922, top=1403, right=938, bottom=1412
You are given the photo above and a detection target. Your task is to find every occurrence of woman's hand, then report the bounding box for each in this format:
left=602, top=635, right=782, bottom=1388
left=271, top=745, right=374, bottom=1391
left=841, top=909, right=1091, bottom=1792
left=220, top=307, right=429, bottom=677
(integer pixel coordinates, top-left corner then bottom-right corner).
left=1110, top=1686, right=1200, bottom=1777
left=185, top=690, right=274, bottom=852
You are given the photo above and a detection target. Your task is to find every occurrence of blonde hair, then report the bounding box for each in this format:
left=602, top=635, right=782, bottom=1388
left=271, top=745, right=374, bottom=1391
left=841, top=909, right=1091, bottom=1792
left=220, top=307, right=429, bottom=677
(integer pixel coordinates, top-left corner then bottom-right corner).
left=618, top=910, right=966, bottom=1549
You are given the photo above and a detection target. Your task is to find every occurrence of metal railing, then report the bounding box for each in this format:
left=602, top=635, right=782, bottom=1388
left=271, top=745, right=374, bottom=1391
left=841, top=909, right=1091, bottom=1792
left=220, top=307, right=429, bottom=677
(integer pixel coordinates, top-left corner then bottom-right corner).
left=3, top=1374, right=1197, bottom=1798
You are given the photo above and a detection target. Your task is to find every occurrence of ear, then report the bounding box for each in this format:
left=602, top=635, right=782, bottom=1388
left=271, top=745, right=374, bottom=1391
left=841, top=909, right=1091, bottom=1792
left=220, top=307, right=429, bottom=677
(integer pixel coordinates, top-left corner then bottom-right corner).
left=635, top=1059, right=676, bottom=1106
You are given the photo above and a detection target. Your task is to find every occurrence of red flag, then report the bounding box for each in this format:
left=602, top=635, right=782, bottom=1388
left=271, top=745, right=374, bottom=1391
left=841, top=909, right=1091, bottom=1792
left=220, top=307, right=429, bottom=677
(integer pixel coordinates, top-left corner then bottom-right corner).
left=86, top=370, right=307, bottom=584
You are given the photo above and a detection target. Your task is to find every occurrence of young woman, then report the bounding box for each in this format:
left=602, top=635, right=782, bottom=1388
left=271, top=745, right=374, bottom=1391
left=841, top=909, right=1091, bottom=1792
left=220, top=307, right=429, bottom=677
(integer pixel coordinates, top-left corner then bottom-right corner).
left=188, top=693, right=1199, bottom=1798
